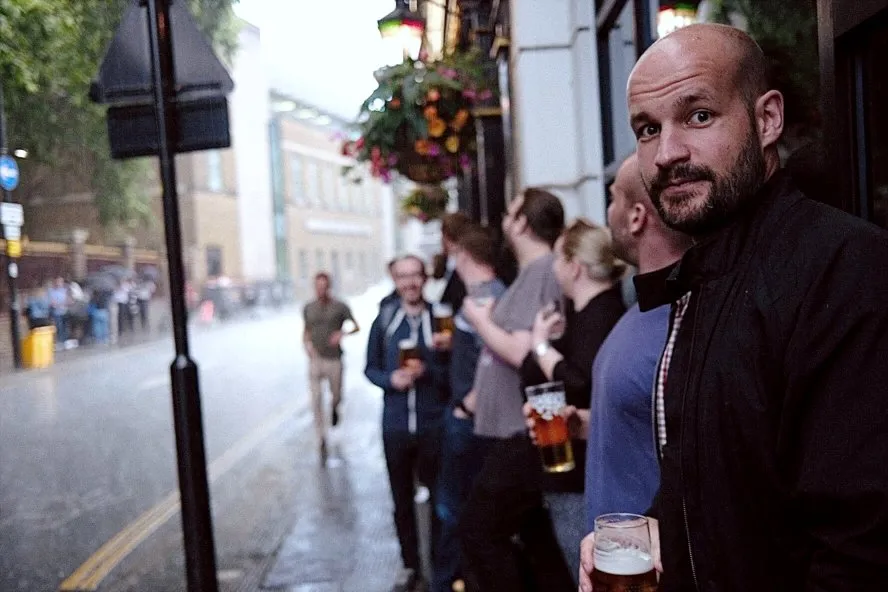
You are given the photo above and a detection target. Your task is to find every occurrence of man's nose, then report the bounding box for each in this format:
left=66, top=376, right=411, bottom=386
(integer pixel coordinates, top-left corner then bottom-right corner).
left=654, top=125, right=691, bottom=171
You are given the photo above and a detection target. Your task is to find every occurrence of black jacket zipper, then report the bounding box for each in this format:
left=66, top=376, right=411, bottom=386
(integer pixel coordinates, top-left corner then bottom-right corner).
left=679, top=290, right=701, bottom=590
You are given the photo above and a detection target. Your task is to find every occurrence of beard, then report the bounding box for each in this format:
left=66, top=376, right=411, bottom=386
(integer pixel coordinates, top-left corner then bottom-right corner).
left=647, top=131, right=767, bottom=236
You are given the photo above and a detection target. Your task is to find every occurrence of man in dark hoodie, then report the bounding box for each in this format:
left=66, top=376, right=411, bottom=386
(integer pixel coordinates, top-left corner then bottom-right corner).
left=365, top=254, right=449, bottom=592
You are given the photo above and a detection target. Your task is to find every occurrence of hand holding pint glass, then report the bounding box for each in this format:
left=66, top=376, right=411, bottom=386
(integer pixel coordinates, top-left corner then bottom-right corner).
left=398, top=338, right=423, bottom=377
left=586, top=514, right=658, bottom=591
left=541, top=300, right=566, bottom=340
left=525, top=382, right=575, bottom=473
left=433, top=303, right=454, bottom=335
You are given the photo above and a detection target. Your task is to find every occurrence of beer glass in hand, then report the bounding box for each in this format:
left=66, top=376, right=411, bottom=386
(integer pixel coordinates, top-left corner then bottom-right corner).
left=593, top=514, right=658, bottom=591
left=398, top=339, right=422, bottom=375
left=525, top=382, right=575, bottom=473
left=433, top=303, right=454, bottom=336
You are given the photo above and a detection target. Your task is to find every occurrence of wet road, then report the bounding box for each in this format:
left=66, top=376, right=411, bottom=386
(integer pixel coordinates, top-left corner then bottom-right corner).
left=0, top=287, right=405, bottom=591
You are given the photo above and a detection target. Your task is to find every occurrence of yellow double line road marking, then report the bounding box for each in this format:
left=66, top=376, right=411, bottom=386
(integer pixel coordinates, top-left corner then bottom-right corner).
left=59, top=400, right=305, bottom=591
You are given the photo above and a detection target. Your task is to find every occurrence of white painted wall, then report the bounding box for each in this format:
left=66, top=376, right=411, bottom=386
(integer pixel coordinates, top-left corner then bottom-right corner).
left=231, top=22, right=276, bottom=281
left=510, top=0, right=607, bottom=224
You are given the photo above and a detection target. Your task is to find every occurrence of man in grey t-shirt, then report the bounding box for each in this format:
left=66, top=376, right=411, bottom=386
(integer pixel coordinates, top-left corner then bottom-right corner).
left=467, top=254, right=561, bottom=438
left=303, top=272, right=359, bottom=459
left=460, top=188, right=573, bottom=590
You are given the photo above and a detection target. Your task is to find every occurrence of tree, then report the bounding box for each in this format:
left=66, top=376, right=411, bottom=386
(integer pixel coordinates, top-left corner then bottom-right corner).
left=0, top=0, right=239, bottom=230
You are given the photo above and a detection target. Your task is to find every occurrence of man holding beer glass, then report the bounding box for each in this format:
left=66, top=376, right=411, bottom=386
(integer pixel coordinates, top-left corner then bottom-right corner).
left=616, top=23, right=888, bottom=592
left=459, top=189, right=574, bottom=591
left=365, top=255, right=449, bottom=592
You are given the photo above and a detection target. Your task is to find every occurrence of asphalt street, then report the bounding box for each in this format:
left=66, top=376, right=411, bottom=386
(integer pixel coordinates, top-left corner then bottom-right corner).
left=0, top=285, right=408, bottom=592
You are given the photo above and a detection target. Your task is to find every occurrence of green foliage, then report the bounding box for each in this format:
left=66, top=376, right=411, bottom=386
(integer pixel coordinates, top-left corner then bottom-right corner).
left=0, top=0, right=239, bottom=229
left=400, top=185, right=449, bottom=222
left=711, top=0, right=820, bottom=128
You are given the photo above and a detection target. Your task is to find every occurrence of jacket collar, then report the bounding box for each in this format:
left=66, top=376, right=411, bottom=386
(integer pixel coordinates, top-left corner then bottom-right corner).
left=635, top=169, right=802, bottom=311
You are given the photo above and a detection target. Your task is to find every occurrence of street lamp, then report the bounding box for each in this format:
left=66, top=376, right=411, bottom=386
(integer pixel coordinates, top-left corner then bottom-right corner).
left=378, top=0, right=425, bottom=61
left=658, top=2, right=699, bottom=38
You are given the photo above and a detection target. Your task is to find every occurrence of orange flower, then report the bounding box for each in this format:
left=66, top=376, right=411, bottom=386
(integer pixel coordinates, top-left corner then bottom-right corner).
left=445, top=136, right=460, bottom=153
left=427, top=88, right=440, bottom=102
left=452, top=109, right=470, bottom=131
left=428, top=118, right=447, bottom=138
left=423, top=105, right=438, bottom=120
left=389, top=97, right=401, bottom=109
left=415, top=139, right=431, bottom=156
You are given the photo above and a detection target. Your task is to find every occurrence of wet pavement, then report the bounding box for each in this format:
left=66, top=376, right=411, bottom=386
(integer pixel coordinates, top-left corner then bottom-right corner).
left=0, top=285, right=418, bottom=592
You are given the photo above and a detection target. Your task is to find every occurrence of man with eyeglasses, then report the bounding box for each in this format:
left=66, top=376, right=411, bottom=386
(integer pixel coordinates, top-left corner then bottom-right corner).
left=365, top=254, right=450, bottom=592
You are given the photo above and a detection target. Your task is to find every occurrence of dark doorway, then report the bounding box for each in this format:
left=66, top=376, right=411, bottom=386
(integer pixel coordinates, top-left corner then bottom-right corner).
left=818, top=0, right=888, bottom=227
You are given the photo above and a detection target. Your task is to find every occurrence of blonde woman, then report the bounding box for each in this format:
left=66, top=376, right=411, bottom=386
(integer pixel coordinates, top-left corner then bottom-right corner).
left=520, top=218, right=627, bottom=584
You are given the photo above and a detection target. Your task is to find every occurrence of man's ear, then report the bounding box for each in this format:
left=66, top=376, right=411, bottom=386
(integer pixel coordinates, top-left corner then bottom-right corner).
left=628, top=203, right=646, bottom=235
left=756, top=90, right=784, bottom=151
left=513, top=214, right=528, bottom=237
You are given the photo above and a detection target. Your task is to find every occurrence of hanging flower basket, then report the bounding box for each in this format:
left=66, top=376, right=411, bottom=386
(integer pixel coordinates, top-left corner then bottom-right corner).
left=342, top=50, right=490, bottom=184
left=400, top=184, right=450, bottom=222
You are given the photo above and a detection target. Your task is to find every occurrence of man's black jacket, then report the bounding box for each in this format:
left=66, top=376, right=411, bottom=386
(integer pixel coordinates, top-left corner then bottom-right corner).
left=636, top=171, right=888, bottom=591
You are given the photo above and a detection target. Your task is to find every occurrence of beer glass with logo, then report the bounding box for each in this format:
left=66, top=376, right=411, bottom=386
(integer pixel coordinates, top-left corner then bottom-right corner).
left=398, top=338, right=422, bottom=375
left=592, top=513, right=658, bottom=591
left=525, top=381, right=574, bottom=472
left=433, top=303, right=454, bottom=336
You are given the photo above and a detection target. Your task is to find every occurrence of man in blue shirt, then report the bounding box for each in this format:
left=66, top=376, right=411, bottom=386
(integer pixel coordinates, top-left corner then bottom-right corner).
left=524, top=155, right=691, bottom=586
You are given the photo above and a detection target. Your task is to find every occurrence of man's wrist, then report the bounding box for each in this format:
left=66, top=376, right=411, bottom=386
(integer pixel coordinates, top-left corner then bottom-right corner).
left=455, top=399, right=474, bottom=418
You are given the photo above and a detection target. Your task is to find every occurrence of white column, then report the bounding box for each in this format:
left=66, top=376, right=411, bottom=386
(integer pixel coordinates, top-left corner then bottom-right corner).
left=510, top=0, right=607, bottom=224
left=231, top=23, right=276, bottom=281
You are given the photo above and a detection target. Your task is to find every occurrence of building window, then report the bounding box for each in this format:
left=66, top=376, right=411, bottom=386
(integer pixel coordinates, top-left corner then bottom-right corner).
left=206, top=245, right=223, bottom=277
left=207, top=150, right=224, bottom=192
left=359, top=252, right=367, bottom=279
left=289, top=154, right=305, bottom=203
left=338, top=175, right=350, bottom=212
left=345, top=251, right=354, bottom=271
left=365, top=184, right=376, bottom=214
left=321, top=165, right=336, bottom=210
left=350, top=183, right=363, bottom=213
left=315, top=248, right=325, bottom=273
left=299, top=249, right=308, bottom=282
left=330, top=250, right=341, bottom=289
left=305, top=160, right=320, bottom=207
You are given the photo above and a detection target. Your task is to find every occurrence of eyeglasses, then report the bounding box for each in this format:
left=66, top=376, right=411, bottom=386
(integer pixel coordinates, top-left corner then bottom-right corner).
left=394, top=272, right=425, bottom=281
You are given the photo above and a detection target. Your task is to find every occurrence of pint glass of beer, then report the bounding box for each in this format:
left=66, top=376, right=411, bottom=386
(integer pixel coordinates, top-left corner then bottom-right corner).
left=433, top=303, right=454, bottom=336
left=592, top=513, right=658, bottom=591
left=398, top=339, right=422, bottom=374
left=525, top=382, right=574, bottom=473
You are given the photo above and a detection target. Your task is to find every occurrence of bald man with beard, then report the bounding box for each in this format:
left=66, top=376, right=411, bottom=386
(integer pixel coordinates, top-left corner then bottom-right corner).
left=592, top=23, right=888, bottom=592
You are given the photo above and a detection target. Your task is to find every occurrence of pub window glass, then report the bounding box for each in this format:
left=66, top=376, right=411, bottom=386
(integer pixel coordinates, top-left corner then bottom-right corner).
left=862, top=16, right=888, bottom=229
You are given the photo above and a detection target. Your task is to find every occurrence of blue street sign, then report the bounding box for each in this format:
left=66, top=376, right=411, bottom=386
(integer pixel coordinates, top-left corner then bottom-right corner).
left=0, top=156, right=19, bottom=191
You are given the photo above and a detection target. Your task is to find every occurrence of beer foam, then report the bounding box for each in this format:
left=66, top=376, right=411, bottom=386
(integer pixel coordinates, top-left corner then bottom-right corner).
left=594, top=547, right=653, bottom=576
left=528, top=391, right=565, bottom=420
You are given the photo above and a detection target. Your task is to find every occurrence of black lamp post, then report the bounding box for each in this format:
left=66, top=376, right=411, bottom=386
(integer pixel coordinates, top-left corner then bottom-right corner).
left=377, top=0, right=426, bottom=60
